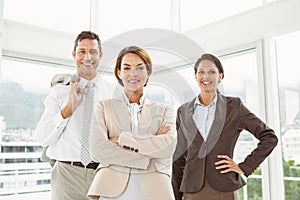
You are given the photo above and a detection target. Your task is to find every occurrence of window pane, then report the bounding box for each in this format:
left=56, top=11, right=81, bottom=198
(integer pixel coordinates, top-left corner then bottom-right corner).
left=221, top=52, right=259, bottom=115
left=275, top=30, right=300, bottom=199
left=145, top=48, right=197, bottom=108
left=220, top=51, right=262, bottom=199
left=0, top=58, right=76, bottom=198
left=3, top=0, right=90, bottom=33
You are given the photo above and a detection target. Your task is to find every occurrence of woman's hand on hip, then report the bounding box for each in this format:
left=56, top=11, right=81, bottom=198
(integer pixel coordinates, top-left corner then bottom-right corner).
left=215, top=155, right=244, bottom=174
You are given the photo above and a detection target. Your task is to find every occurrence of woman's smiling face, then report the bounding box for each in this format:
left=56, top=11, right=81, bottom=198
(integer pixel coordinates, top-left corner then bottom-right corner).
left=118, top=53, right=150, bottom=96
left=195, top=59, right=223, bottom=93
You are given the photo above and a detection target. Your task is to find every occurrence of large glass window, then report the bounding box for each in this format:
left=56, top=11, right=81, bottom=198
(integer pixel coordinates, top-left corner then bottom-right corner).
left=220, top=50, right=262, bottom=199
left=275, top=30, right=300, bottom=200
left=0, top=58, right=76, bottom=198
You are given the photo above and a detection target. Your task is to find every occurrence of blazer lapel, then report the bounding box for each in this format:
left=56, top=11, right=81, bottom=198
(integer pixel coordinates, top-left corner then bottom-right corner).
left=112, top=95, right=131, bottom=132
left=138, top=98, right=152, bottom=134
left=203, top=92, right=227, bottom=156
left=182, top=98, right=202, bottom=148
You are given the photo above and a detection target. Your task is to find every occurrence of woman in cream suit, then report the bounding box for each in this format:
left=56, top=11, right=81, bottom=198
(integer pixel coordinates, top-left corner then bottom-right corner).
left=88, top=46, right=176, bottom=200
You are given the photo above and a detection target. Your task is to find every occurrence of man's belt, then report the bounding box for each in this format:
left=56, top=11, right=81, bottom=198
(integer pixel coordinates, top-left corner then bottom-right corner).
left=60, top=161, right=99, bottom=170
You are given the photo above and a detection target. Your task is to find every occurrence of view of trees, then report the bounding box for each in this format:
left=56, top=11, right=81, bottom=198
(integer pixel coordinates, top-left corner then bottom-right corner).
left=239, top=160, right=300, bottom=200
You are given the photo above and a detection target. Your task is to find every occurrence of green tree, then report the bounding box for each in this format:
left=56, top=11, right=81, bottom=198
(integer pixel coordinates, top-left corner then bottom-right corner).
left=238, top=160, right=300, bottom=199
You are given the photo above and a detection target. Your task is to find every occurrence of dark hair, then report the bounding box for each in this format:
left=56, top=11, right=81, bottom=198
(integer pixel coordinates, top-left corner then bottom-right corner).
left=194, top=53, right=224, bottom=79
left=73, top=31, right=102, bottom=52
left=114, top=46, right=152, bottom=86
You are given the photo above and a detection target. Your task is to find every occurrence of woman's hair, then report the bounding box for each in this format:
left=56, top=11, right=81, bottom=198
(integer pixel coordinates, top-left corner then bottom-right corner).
left=194, top=53, right=224, bottom=79
left=114, top=46, right=152, bottom=86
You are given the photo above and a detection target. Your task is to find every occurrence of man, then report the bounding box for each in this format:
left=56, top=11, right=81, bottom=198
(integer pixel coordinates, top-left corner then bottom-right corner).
left=36, top=31, right=113, bottom=200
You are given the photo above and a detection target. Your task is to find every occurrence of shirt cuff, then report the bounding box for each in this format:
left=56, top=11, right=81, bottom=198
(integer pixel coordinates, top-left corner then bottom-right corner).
left=53, top=111, right=69, bottom=129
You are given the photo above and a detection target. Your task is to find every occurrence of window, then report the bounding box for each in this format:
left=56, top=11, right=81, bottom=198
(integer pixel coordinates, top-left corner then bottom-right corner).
left=219, top=50, right=262, bottom=199
left=275, top=30, right=300, bottom=199
left=0, top=58, right=76, bottom=197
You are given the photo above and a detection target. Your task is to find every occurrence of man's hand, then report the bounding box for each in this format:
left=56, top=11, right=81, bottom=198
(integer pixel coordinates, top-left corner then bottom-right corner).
left=61, top=82, right=83, bottom=119
left=70, top=82, right=83, bottom=108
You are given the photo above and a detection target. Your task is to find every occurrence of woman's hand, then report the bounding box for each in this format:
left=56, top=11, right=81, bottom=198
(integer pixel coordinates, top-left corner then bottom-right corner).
left=109, top=136, right=119, bottom=144
left=215, top=155, right=244, bottom=174
left=156, top=125, right=171, bottom=135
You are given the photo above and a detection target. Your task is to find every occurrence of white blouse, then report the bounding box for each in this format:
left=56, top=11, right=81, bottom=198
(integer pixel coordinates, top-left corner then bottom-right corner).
left=100, top=93, right=146, bottom=200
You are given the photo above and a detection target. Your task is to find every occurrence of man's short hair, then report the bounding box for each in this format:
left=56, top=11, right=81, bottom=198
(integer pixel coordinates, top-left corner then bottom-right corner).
left=73, top=31, right=101, bottom=52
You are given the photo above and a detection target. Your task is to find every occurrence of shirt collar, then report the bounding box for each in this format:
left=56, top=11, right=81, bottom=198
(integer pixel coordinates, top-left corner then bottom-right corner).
left=123, top=91, right=145, bottom=107
left=194, top=94, right=217, bottom=108
left=79, top=73, right=99, bottom=88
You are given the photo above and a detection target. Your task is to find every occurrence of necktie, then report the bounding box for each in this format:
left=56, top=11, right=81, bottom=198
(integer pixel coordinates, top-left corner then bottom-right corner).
left=80, top=82, right=94, bottom=166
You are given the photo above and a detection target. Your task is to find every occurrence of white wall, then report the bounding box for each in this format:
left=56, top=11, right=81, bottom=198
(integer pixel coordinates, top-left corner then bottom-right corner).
left=185, top=0, right=300, bottom=53
left=2, top=20, right=74, bottom=65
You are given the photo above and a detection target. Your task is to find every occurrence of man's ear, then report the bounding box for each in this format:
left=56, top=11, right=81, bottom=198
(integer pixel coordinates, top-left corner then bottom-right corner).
left=99, top=52, right=103, bottom=59
left=72, top=51, right=76, bottom=58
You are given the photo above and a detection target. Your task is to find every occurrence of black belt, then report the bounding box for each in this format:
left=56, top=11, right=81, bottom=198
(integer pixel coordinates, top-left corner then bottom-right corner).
left=60, top=161, right=99, bottom=170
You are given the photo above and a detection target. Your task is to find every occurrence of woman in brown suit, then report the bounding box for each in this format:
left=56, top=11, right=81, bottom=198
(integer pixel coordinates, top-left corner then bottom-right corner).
left=172, top=53, right=278, bottom=200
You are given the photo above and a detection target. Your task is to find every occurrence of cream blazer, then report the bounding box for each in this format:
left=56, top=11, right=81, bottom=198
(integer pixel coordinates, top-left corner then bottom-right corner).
left=88, top=95, right=177, bottom=200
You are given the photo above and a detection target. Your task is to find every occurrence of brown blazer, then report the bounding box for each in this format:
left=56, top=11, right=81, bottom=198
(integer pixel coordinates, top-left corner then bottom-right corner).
left=172, top=93, right=278, bottom=199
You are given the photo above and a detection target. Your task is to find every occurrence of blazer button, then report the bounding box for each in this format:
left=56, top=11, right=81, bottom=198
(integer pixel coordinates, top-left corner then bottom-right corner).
left=130, top=147, right=134, bottom=151
left=135, top=149, right=139, bottom=153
